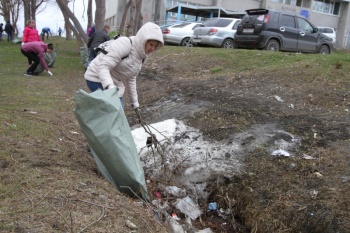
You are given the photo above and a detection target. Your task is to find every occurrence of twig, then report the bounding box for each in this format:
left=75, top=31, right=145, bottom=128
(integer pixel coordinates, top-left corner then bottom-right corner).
left=119, top=186, right=152, bottom=208
left=73, top=197, right=117, bottom=210
left=79, top=207, right=105, bottom=232
left=22, top=189, right=34, bottom=209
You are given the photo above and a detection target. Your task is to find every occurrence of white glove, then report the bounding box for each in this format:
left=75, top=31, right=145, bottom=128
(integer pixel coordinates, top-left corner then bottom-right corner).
left=47, top=70, right=53, bottom=76
left=107, top=84, right=117, bottom=89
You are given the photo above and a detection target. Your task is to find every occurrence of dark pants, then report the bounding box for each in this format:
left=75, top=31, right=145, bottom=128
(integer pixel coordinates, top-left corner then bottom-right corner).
left=21, top=49, right=39, bottom=73
left=86, top=80, right=124, bottom=108
left=6, top=32, right=12, bottom=42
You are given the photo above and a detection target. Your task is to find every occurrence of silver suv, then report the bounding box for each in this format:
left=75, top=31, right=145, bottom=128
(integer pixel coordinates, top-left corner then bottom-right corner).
left=191, top=18, right=241, bottom=49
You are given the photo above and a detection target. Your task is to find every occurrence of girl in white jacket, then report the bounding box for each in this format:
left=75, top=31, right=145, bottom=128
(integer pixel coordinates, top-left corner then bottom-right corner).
left=84, top=22, right=164, bottom=109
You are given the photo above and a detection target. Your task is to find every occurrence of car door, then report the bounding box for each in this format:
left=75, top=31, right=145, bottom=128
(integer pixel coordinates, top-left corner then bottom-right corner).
left=278, top=14, right=298, bottom=50
left=296, top=17, right=317, bottom=52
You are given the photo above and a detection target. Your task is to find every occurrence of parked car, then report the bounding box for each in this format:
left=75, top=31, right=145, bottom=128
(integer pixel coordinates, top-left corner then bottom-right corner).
left=317, top=26, right=336, bottom=44
left=234, top=9, right=333, bottom=54
left=190, top=18, right=241, bottom=49
left=163, top=22, right=203, bottom=47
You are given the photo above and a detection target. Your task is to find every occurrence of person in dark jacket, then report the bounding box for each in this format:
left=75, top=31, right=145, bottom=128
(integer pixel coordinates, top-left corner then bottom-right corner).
left=0, top=23, right=3, bottom=41
left=88, top=24, right=110, bottom=61
left=41, top=27, right=52, bottom=40
left=4, top=20, right=14, bottom=42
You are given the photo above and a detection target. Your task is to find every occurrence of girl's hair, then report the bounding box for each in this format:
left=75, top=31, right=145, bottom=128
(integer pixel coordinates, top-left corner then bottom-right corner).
left=26, top=19, right=35, bottom=25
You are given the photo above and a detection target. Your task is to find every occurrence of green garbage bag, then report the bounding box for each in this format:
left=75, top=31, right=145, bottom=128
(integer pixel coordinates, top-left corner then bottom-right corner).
left=73, top=88, right=149, bottom=201
left=79, top=44, right=90, bottom=68
left=34, top=51, right=57, bottom=73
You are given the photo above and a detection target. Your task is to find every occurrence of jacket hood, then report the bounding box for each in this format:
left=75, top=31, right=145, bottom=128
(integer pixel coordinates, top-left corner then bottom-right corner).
left=133, top=22, right=164, bottom=59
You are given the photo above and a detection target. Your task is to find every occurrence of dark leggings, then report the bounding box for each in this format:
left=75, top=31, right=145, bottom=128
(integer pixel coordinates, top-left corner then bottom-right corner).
left=86, top=80, right=124, bottom=108
left=21, top=49, right=39, bottom=73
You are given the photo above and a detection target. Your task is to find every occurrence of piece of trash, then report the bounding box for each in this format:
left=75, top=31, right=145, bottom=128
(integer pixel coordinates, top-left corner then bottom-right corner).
left=271, top=149, right=290, bottom=157
left=345, top=109, right=349, bottom=112
left=70, top=131, right=79, bottom=134
left=341, top=176, right=350, bottom=183
left=175, top=196, right=202, bottom=220
left=208, top=202, right=217, bottom=211
left=172, top=213, right=180, bottom=220
left=289, top=104, right=294, bottom=109
left=313, top=133, right=317, bottom=139
left=310, top=190, right=318, bottom=199
left=165, top=186, right=186, bottom=197
left=274, top=95, right=284, bottom=102
left=302, top=154, right=317, bottom=160
left=166, top=215, right=185, bottom=233
left=155, top=191, right=162, bottom=199
left=125, top=219, right=137, bottom=229
left=313, top=172, right=323, bottom=178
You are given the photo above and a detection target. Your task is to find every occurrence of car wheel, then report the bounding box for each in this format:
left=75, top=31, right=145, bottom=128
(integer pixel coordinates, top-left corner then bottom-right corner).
left=221, top=39, right=235, bottom=49
left=265, top=39, right=279, bottom=52
left=181, top=37, right=192, bottom=47
left=318, top=45, right=330, bottom=54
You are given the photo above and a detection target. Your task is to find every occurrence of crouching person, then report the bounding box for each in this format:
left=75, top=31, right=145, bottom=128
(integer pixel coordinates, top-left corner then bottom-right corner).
left=84, top=22, right=163, bottom=111
left=21, top=41, right=53, bottom=76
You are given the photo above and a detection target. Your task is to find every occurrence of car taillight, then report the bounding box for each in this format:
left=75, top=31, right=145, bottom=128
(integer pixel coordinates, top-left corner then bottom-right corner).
left=163, top=29, right=170, bottom=34
left=264, top=14, right=270, bottom=23
left=208, top=28, right=218, bottom=35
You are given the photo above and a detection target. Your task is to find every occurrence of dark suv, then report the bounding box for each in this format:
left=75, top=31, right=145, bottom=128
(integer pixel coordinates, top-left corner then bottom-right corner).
left=234, top=9, right=333, bottom=54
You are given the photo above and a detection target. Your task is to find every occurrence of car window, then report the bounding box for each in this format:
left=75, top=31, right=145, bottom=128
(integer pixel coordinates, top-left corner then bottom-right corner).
left=232, top=20, right=241, bottom=30
left=192, top=24, right=203, bottom=30
left=324, top=28, right=333, bottom=33
left=280, top=15, right=296, bottom=28
left=173, top=23, right=191, bottom=28
left=297, top=17, right=314, bottom=32
left=203, top=19, right=232, bottom=27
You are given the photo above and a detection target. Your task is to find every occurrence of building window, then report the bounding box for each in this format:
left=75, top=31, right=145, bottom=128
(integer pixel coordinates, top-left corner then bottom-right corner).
left=312, top=0, right=340, bottom=15
left=271, top=0, right=303, bottom=6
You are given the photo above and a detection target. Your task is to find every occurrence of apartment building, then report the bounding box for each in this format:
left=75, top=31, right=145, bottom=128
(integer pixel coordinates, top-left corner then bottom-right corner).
left=105, top=0, right=350, bottom=48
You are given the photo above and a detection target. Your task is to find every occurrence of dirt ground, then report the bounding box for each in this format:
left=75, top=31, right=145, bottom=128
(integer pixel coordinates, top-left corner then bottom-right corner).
left=129, top=48, right=350, bottom=232
left=1, top=43, right=349, bottom=233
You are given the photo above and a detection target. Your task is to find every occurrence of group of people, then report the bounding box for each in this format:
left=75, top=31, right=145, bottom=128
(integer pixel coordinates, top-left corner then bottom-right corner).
left=20, top=19, right=54, bottom=76
left=14, top=18, right=165, bottom=111
left=0, top=21, right=14, bottom=42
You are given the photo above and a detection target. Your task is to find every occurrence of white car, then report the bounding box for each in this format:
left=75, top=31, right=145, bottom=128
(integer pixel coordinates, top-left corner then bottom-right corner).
left=191, top=18, right=241, bottom=49
left=317, top=26, right=336, bottom=44
left=163, top=22, right=203, bottom=47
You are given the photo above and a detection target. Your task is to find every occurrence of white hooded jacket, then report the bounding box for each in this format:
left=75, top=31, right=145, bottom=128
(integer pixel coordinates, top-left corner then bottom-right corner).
left=84, top=22, right=164, bottom=108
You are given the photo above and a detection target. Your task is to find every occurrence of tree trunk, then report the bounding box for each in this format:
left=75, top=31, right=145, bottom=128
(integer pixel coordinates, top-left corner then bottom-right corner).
left=94, top=0, right=106, bottom=31
left=126, top=0, right=135, bottom=36
left=87, top=0, right=93, bottom=31
left=56, top=0, right=88, bottom=45
left=133, top=0, right=143, bottom=34
left=260, top=0, right=267, bottom=8
left=119, top=0, right=132, bottom=35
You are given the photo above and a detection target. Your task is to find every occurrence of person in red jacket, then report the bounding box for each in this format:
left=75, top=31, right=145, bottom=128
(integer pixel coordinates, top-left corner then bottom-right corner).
left=22, top=20, right=41, bottom=44
left=22, top=20, right=41, bottom=66
left=21, top=41, right=54, bottom=76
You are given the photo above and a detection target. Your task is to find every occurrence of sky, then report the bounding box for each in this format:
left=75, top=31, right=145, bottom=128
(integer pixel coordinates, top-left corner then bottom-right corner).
left=1, top=0, right=93, bottom=36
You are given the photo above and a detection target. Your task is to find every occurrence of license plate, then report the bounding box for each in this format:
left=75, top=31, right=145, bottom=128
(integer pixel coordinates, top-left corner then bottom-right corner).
left=193, top=37, right=201, bottom=43
left=243, top=28, right=254, bottom=33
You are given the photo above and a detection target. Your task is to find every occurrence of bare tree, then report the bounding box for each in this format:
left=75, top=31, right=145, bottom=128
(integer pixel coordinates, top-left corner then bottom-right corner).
left=0, top=0, right=23, bottom=35
left=94, top=0, right=105, bottom=31
left=22, top=0, right=46, bottom=24
left=119, top=0, right=143, bottom=36
left=56, top=0, right=88, bottom=45
left=87, top=0, right=93, bottom=31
